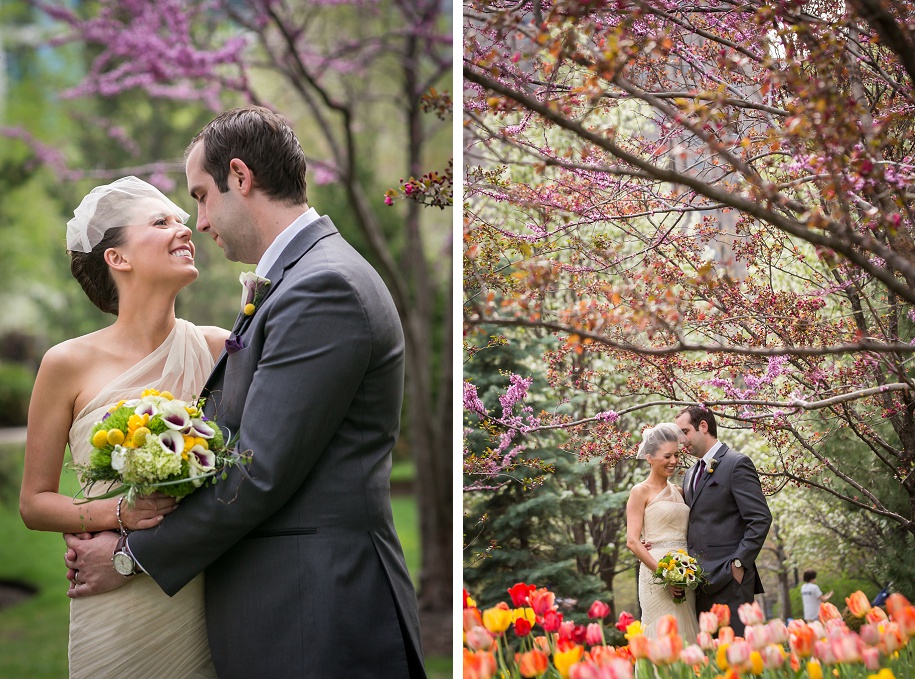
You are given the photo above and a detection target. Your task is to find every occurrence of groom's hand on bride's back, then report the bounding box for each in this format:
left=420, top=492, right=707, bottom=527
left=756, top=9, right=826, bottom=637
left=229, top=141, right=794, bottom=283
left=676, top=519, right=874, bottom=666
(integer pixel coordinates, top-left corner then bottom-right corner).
left=63, top=531, right=128, bottom=598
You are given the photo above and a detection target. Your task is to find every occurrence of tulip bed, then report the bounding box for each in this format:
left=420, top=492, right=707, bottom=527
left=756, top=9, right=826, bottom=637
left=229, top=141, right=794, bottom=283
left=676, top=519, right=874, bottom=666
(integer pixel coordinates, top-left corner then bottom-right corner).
left=463, top=583, right=915, bottom=679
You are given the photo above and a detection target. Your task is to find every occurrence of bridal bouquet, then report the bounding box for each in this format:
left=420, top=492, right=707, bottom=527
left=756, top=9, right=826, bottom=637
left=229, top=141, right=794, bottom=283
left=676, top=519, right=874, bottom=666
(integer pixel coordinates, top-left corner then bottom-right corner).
left=652, top=550, right=704, bottom=604
left=73, top=388, right=245, bottom=504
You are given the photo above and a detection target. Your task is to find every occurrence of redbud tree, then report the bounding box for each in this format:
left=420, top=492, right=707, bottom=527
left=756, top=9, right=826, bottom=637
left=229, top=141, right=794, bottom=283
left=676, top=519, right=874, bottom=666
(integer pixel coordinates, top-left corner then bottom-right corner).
left=463, top=0, right=915, bottom=574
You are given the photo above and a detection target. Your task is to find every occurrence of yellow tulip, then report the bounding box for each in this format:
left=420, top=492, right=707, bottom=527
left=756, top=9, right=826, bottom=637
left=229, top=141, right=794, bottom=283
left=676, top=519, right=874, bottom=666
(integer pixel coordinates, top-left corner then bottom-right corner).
left=807, top=660, right=823, bottom=679
left=512, top=607, right=536, bottom=625
left=106, top=429, right=125, bottom=446
left=717, top=643, right=730, bottom=671
left=92, top=430, right=110, bottom=448
left=749, top=651, right=763, bottom=675
left=553, top=645, right=583, bottom=679
left=625, top=620, right=643, bottom=639
left=482, top=606, right=512, bottom=635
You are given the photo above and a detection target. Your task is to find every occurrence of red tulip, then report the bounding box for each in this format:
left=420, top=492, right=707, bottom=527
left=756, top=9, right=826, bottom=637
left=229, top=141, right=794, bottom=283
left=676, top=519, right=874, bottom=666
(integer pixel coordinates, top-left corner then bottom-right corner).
left=588, top=600, right=611, bottom=619
left=508, top=582, right=536, bottom=608
left=541, top=609, right=563, bottom=633
left=789, top=623, right=815, bottom=658
left=514, top=618, right=532, bottom=637
left=615, top=611, right=635, bottom=631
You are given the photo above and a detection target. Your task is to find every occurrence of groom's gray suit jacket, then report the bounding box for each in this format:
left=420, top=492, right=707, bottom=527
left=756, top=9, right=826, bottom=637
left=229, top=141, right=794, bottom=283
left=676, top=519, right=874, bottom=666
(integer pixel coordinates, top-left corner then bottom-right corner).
left=130, top=217, right=424, bottom=678
left=683, top=443, right=771, bottom=599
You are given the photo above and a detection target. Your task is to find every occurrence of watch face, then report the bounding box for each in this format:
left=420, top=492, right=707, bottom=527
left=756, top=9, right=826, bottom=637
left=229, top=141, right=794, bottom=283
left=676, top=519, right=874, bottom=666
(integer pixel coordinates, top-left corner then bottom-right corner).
left=113, top=551, right=134, bottom=575
left=734, top=559, right=743, bottom=569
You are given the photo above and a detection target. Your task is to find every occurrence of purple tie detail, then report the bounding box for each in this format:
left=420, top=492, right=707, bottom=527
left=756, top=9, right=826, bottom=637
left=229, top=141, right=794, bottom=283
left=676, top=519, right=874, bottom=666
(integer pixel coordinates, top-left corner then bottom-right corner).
left=693, top=459, right=706, bottom=494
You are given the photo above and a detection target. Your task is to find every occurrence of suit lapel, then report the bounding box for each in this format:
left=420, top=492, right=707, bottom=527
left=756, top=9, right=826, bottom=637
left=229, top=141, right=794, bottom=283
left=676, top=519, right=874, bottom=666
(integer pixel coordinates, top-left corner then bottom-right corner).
left=693, top=443, right=729, bottom=501
left=202, top=216, right=340, bottom=401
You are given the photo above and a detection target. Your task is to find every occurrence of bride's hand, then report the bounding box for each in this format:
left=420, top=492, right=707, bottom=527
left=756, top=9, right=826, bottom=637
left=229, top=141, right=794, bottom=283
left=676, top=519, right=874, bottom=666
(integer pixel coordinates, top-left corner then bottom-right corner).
left=668, top=585, right=685, bottom=598
left=119, top=493, right=178, bottom=530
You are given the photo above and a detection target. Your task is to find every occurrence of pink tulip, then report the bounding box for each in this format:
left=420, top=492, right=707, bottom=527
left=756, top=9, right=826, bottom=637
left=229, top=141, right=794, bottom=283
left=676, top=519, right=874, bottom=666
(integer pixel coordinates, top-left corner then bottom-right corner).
left=878, top=621, right=906, bottom=655
left=813, top=639, right=836, bottom=665
left=679, top=644, right=705, bottom=665
left=859, top=623, right=880, bottom=646
left=745, top=623, right=771, bottom=650
left=726, top=639, right=752, bottom=669
left=830, top=632, right=862, bottom=664
left=585, top=623, right=604, bottom=646
left=766, top=619, right=788, bottom=645
left=647, top=635, right=682, bottom=665
left=559, top=621, right=576, bottom=641
left=718, top=626, right=735, bottom=644
left=588, top=600, right=611, bottom=619
left=760, top=644, right=785, bottom=669
left=466, top=626, right=495, bottom=651
left=696, top=631, right=715, bottom=650
left=699, top=611, right=719, bottom=634
left=862, top=646, right=880, bottom=671
left=738, top=601, right=765, bottom=627
left=615, top=611, right=635, bottom=632
left=655, top=615, right=678, bottom=638
left=866, top=606, right=889, bottom=624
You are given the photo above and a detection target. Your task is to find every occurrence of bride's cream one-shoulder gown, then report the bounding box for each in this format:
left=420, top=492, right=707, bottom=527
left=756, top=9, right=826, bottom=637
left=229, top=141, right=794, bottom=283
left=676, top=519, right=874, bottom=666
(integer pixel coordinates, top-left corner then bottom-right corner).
left=637, top=482, right=700, bottom=643
left=67, top=320, right=217, bottom=679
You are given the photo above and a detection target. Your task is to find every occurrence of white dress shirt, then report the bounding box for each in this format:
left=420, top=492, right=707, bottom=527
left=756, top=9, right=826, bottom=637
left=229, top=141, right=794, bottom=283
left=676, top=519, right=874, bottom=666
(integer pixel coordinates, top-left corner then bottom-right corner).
left=255, top=207, right=321, bottom=277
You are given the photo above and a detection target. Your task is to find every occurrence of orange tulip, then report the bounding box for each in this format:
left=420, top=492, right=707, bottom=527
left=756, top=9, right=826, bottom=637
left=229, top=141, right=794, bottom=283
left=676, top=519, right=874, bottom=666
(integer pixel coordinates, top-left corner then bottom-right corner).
left=532, top=636, right=551, bottom=653
left=628, top=634, right=650, bottom=660
left=718, top=626, right=735, bottom=644
left=464, top=607, right=484, bottom=632
left=529, top=588, right=556, bottom=615
left=711, top=603, right=731, bottom=628
left=818, top=602, right=841, bottom=624
left=886, top=593, right=911, bottom=620
left=895, top=604, right=915, bottom=637
left=656, top=614, right=678, bottom=638
left=846, top=590, right=871, bottom=618
left=865, top=606, right=888, bottom=624
left=648, top=634, right=682, bottom=665
left=463, top=649, right=497, bottom=679
left=789, top=623, right=815, bottom=658
left=518, top=649, right=549, bottom=678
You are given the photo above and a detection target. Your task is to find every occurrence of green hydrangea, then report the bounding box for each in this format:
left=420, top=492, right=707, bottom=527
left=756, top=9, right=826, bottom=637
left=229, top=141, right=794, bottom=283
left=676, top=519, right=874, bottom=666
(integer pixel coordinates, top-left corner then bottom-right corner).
left=121, top=438, right=183, bottom=484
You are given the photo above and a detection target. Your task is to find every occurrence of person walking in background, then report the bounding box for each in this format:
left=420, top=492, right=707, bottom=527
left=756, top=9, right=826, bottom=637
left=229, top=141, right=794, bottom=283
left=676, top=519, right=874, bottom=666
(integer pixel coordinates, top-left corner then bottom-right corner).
left=801, top=569, right=833, bottom=622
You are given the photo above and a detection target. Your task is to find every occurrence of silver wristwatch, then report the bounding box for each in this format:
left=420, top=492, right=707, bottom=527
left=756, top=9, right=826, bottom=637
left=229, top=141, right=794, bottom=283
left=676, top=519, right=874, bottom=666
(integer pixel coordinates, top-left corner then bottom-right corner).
left=113, top=534, right=139, bottom=576
left=733, top=558, right=743, bottom=569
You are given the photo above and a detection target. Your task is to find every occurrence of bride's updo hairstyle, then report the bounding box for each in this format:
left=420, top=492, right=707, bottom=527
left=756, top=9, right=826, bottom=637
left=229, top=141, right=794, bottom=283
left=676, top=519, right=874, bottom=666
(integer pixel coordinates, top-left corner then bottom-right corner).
left=636, top=423, right=684, bottom=460
left=66, top=177, right=189, bottom=316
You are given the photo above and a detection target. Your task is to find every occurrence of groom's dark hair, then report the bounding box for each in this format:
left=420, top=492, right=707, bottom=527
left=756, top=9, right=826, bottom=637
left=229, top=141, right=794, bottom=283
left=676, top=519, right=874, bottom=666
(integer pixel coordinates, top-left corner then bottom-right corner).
left=678, top=405, right=717, bottom=437
left=188, top=106, right=308, bottom=206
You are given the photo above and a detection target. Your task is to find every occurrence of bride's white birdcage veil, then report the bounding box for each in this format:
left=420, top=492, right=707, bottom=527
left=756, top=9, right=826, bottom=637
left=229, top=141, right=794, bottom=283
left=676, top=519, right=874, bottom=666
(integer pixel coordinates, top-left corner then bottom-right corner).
left=636, top=423, right=684, bottom=459
left=66, top=176, right=190, bottom=253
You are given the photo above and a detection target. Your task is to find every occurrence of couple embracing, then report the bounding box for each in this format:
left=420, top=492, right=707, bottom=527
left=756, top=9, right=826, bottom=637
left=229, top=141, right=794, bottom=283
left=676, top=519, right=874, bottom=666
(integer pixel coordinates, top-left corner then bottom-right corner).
left=20, top=106, right=425, bottom=678
left=626, top=406, right=772, bottom=641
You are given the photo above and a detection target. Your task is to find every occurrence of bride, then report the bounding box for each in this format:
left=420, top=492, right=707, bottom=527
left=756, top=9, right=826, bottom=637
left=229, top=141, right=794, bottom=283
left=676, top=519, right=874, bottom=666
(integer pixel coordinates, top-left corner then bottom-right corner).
left=19, top=177, right=228, bottom=678
left=625, top=422, right=699, bottom=642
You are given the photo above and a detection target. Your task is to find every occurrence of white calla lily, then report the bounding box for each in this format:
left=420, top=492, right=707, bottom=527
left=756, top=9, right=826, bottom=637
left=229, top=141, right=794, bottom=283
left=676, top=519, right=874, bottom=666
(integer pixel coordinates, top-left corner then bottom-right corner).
left=159, top=403, right=191, bottom=431
left=188, top=418, right=216, bottom=439
left=157, top=430, right=185, bottom=455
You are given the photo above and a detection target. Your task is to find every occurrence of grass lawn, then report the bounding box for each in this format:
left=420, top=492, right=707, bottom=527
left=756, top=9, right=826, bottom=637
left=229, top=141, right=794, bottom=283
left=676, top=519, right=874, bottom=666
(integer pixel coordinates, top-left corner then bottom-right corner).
left=0, top=444, right=451, bottom=678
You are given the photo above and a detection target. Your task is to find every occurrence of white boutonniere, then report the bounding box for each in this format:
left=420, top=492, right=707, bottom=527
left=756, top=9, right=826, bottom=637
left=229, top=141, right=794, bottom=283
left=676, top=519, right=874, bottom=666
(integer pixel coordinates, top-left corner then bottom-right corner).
left=239, top=272, right=271, bottom=316
left=707, top=459, right=719, bottom=475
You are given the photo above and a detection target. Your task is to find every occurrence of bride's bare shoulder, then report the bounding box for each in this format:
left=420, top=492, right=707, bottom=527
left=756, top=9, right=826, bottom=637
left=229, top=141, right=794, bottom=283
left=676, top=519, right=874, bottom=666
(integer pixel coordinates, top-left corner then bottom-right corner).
left=628, top=481, right=649, bottom=500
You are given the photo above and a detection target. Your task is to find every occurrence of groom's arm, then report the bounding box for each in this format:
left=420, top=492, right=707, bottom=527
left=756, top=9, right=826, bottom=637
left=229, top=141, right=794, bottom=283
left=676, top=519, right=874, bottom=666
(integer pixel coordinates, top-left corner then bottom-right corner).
left=125, top=267, right=379, bottom=595
left=731, top=455, right=772, bottom=565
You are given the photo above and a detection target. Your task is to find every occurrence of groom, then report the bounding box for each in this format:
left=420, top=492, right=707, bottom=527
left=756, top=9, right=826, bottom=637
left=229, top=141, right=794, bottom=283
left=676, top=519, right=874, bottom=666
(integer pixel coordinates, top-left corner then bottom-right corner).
left=65, top=107, right=425, bottom=678
left=676, top=405, right=771, bottom=637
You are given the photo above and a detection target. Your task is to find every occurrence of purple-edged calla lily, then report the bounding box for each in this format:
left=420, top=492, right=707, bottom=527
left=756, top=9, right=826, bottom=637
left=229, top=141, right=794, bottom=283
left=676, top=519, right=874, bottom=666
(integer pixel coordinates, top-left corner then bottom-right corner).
left=134, top=401, right=158, bottom=418
left=188, top=418, right=216, bottom=439
left=188, top=445, right=216, bottom=486
left=160, top=403, right=191, bottom=431
left=157, top=430, right=185, bottom=455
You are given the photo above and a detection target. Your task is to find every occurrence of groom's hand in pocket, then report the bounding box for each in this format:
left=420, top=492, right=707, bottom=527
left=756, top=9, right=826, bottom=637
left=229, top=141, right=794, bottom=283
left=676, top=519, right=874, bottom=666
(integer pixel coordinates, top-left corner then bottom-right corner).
left=731, top=562, right=745, bottom=584
left=64, top=531, right=128, bottom=598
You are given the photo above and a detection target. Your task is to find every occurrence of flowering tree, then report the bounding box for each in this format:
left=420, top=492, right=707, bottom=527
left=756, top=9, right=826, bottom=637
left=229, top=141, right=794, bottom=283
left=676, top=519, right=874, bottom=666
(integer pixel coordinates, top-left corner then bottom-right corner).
left=18, top=0, right=452, bottom=621
left=463, top=0, right=915, bottom=580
